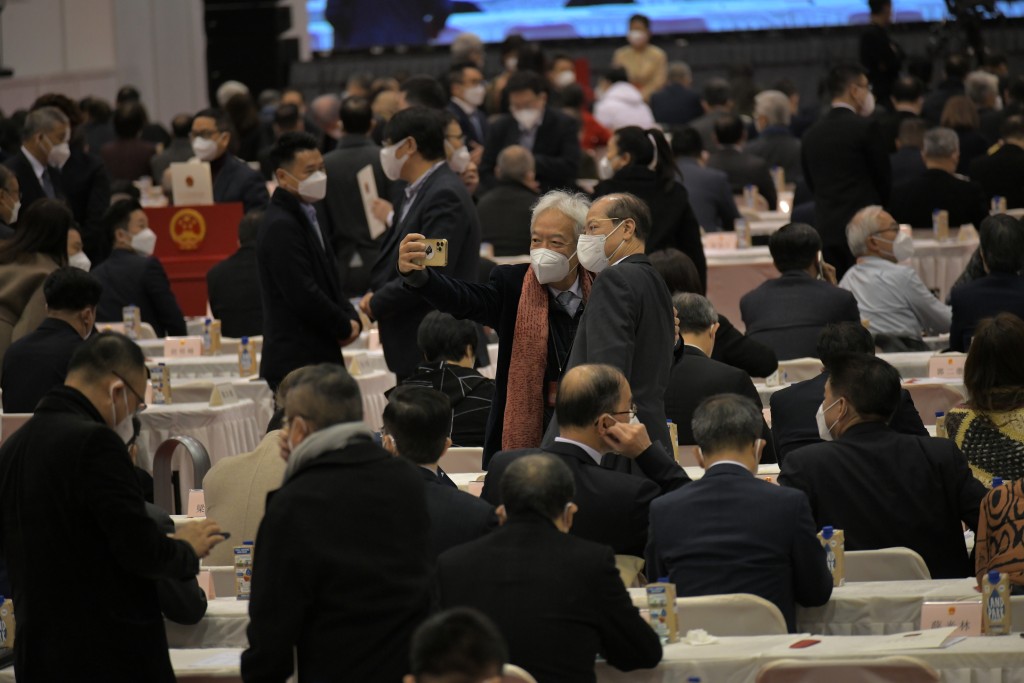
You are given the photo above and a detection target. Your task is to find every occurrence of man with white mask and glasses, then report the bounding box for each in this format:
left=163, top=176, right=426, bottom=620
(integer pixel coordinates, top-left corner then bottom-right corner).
left=839, top=205, right=950, bottom=351
left=188, top=108, right=269, bottom=212
left=446, top=62, right=488, bottom=165
left=3, top=106, right=69, bottom=221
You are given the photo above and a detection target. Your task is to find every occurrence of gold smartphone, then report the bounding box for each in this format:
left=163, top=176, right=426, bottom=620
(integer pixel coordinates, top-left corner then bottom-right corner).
left=421, top=238, right=449, bottom=267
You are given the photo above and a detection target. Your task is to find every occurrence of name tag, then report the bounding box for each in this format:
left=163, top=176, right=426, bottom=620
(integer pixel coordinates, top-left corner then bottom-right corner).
left=209, top=383, right=239, bottom=406
left=165, top=337, right=203, bottom=358
left=928, top=355, right=966, bottom=378
left=187, top=489, right=206, bottom=518
left=920, top=601, right=981, bottom=636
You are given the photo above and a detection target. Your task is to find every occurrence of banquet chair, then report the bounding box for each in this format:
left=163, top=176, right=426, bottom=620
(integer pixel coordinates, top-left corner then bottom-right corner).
left=0, top=413, right=32, bottom=445
left=755, top=655, right=939, bottom=683
left=152, top=435, right=212, bottom=515
left=777, top=357, right=824, bottom=383
left=438, top=447, right=484, bottom=473
left=676, top=593, right=788, bottom=636
left=845, top=548, right=931, bottom=582
left=502, top=664, right=538, bottom=683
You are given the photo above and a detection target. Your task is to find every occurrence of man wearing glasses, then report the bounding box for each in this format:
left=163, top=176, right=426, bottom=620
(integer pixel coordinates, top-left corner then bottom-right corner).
left=189, top=108, right=269, bottom=212
left=0, top=332, right=226, bottom=681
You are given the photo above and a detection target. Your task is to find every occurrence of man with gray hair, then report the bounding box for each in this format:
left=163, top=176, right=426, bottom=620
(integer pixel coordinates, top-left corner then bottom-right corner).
left=647, top=393, right=832, bottom=632
left=310, top=94, right=342, bottom=153
left=650, top=61, right=703, bottom=125
left=746, top=89, right=802, bottom=184
left=3, top=106, right=70, bottom=219
left=887, top=127, right=988, bottom=229
left=398, top=190, right=593, bottom=460
left=449, top=32, right=485, bottom=70
left=966, top=70, right=1003, bottom=143
left=477, top=145, right=538, bottom=256
left=666, top=293, right=776, bottom=461
left=839, top=206, right=951, bottom=348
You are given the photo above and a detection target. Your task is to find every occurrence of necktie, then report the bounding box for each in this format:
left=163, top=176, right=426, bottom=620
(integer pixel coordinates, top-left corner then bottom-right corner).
left=556, top=290, right=577, bottom=316
left=470, top=114, right=484, bottom=143
left=301, top=204, right=326, bottom=252
left=41, top=170, right=56, bottom=199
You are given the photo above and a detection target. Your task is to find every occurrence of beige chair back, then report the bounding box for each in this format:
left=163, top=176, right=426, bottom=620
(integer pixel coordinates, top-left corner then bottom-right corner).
left=756, top=656, right=940, bottom=683
left=845, top=547, right=931, bottom=582
left=677, top=593, right=788, bottom=636
left=614, top=554, right=646, bottom=588
left=438, top=447, right=484, bottom=473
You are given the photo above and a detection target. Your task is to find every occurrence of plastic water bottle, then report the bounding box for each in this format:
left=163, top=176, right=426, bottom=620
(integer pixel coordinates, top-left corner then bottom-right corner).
left=992, top=477, right=1003, bottom=488
left=239, top=336, right=254, bottom=376
left=202, top=318, right=213, bottom=353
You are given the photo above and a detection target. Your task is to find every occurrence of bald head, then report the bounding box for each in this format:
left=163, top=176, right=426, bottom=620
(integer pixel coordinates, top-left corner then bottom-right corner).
left=555, top=364, right=627, bottom=429
left=500, top=454, right=575, bottom=521
left=496, top=145, right=535, bottom=185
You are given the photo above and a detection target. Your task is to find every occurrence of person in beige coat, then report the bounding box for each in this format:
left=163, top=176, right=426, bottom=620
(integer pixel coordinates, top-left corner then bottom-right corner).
left=0, top=199, right=71, bottom=381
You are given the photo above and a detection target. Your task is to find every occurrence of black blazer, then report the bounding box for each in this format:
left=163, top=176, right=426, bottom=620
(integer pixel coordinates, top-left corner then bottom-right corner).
left=146, top=502, right=208, bottom=625
left=769, top=372, right=928, bottom=461
left=665, top=346, right=777, bottom=463
left=242, top=441, right=432, bottom=683
left=0, top=387, right=198, bottom=682
left=594, top=166, right=707, bottom=292
left=969, top=143, right=1024, bottom=209
left=447, top=100, right=489, bottom=148
left=949, top=273, right=1024, bottom=352
left=206, top=244, right=264, bottom=338
left=801, top=108, right=891, bottom=246
left=256, top=188, right=360, bottom=389
left=712, top=313, right=779, bottom=378
left=92, top=249, right=187, bottom=337
left=3, top=149, right=64, bottom=222
left=0, top=318, right=83, bottom=413
left=368, top=164, right=480, bottom=379
left=482, top=440, right=688, bottom=557
left=650, top=83, right=703, bottom=125
left=213, top=154, right=270, bottom=213
left=62, top=145, right=112, bottom=263
left=740, top=271, right=862, bottom=361
left=745, top=127, right=803, bottom=184
left=436, top=514, right=663, bottom=683
left=477, top=180, right=537, bottom=256
left=889, top=147, right=926, bottom=189
left=922, top=80, right=963, bottom=125
left=647, top=463, right=832, bottom=631
left=417, top=465, right=497, bottom=558
left=676, top=158, right=741, bottom=232
left=779, top=421, right=987, bottom=578
left=887, top=168, right=988, bottom=229
left=707, top=147, right=778, bottom=210
left=480, top=107, right=581, bottom=194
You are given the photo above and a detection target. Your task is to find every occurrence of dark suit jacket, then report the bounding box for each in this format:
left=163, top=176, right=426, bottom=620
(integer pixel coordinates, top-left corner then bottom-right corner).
left=3, top=150, right=64, bottom=221
left=99, top=138, right=156, bottom=182
left=887, top=168, right=988, bottom=229
left=149, top=138, right=194, bottom=187
left=949, top=273, right=1024, bottom=352
left=708, top=147, right=778, bottom=210
left=242, top=441, right=432, bottom=683
left=969, top=143, right=1024, bottom=209
left=368, top=164, right=480, bottom=379
left=769, top=372, right=927, bottom=461
left=1, top=318, right=83, bottom=413
left=779, top=421, right=987, bottom=578
left=92, top=249, right=187, bottom=337
left=321, top=135, right=390, bottom=297
left=447, top=100, right=489, bottom=148
left=212, top=154, right=270, bottom=213
left=482, top=440, right=688, bottom=557
left=0, top=387, right=198, bottom=682
left=879, top=109, right=918, bottom=154
left=956, top=128, right=989, bottom=176
left=146, top=503, right=207, bottom=625
left=436, top=514, right=663, bottom=683
left=801, top=108, right=890, bottom=247
left=665, top=346, right=777, bottom=462
left=206, top=244, right=264, bottom=338
left=256, top=188, right=360, bottom=389
left=677, top=158, right=740, bottom=232
left=594, top=166, right=707, bottom=291
left=62, top=145, right=111, bottom=263
left=740, top=271, right=861, bottom=361
left=481, top=107, right=581, bottom=194
left=923, top=79, right=964, bottom=125
left=859, top=23, right=903, bottom=107
left=417, top=465, right=497, bottom=558
left=745, top=127, right=803, bottom=184
left=712, top=313, right=779, bottom=378
left=889, top=146, right=927, bottom=189
left=650, top=83, right=703, bottom=125
left=477, top=180, right=537, bottom=256
left=647, top=463, right=832, bottom=631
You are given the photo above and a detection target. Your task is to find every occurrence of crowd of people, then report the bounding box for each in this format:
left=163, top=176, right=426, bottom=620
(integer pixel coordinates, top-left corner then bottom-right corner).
left=0, top=4, right=1023, bottom=682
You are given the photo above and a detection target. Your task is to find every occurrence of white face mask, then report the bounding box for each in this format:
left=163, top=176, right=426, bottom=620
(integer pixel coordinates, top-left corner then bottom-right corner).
left=530, top=247, right=575, bottom=285
left=131, top=227, right=157, bottom=256
left=445, top=141, right=471, bottom=174
left=597, top=155, right=616, bottom=180
left=512, top=108, right=542, bottom=131
left=462, top=84, right=486, bottom=108
left=46, top=139, right=71, bottom=169
left=554, top=70, right=576, bottom=88
left=110, top=384, right=135, bottom=444
left=69, top=251, right=91, bottom=271
left=287, top=170, right=327, bottom=202
left=191, top=136, right=220, bottom=162
left=876, top=230, right=914, bottom=262
left=577, top=220, right=626, bottom=273
left=380, top=137, right=411, bottom=181
left=504, top=56, right=518, bottom=72
left=627, top=29, right=648, bottom=47
left=816, top=398, right=842, bottom=441
left=859, top=90, right=876, bottom=117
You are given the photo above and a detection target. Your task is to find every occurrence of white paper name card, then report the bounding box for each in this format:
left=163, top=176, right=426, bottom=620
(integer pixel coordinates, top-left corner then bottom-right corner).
left=928, top=355, right=966, bottom=378
left=209, top=383, right=239, bottom=407
left=187, top=489, right=206, bottom=518
left=165, top=337, right=203, bottom=358
left=703, top=232, right=739, bottom=250
left=367, top=328, right=381, bottom=351
left=920, top=602, right=982, bottom=637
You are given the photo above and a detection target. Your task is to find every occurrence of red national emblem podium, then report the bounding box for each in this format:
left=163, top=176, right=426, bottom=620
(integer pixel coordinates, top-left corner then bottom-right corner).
left=146, top=203, right=244, bottom=316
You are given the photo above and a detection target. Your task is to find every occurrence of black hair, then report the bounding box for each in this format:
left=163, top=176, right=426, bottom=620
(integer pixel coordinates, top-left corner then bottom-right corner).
left=817, top=322, right=874, bottom=370
left=560, top=83, right=586, bottom=109
left=670, top=126, right=704, bottom=158
left=113, top=102, right=147, bottom=139
left=692, top=394, right=764, bottom=455
left=713, top=114, right=745, bottom=145
left=892, top=76, right=925, bottom=103
left=702, top=79, right=731, bottom=107
left=268, top=131, right=320, bottom=172
left=116, top=85, right=141, bottom=104
left=43, top=267, right=103, bottom=311
left=500, top=454, right=575, bottom=520
left=171, top=113, right=193, bottom=138
left=340, top=96, right=373, bottom=135
left=827, top=353, right=901, bottom=422
left=613, top=126, right=679, bottom=193
left=448, top=62, right=481, bottom=89
left=417, top=311, right=478, bottom=362
left=102, top=198, right=143, bottom=247
left=980, top=214, right=1024, bottom=274
left=383, top=107, right=446, bottom=162
left=238, top=210, right=263, bottom=247
left=0, top=199, right=72, bottom=266
left=825, top=63, right=867, bottom=100
left=67, top=331, right=146, bottom=383
left=868, top=0, right=891, bottom=14
left=1001, top=115, right=1024, bottom=141
left=769, top=223, right=822, bottom=272
left=555, top=363, right=623, bottom=428
left=382, top=385, right=452, bottom=465
left=81, top=97, right=112, bottom=124
left=603, top=67, right=629, bottom=84
left=32, top=93, right=84, bottom=129
left=650, top=248, right=702, bottom=294
left=273, top=103, right=301, bottom=130
left=109, top=179, right=141, bottom=201
left=505, top=70, right=547, bottom=96
left=945, top=53, right=970, bottom=81
left=192, top=108, right=233, bottom=133
left=629, top=13, right=651, bottom=29
left=400, top=76, right=447, bottom=110
left=409, top=608, right=507, bottom=679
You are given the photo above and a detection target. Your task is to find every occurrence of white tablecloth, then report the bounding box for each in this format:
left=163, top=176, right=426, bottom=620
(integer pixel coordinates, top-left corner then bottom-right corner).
left=910, top=233, right=978, bottom=303
left=0, top=648, right=243, bottom=681
left=878, top=351, right=938, bottom=380
left=166, top=597, right=250, bottom=649
left=355, top=370, right=397, bottom=432
left=147, top=355, right=260, bottom=381
left=137, top=399, right=262, bottom=471
left=140, top=337, right=263, bottom=359
left=170, top=378, right=274, bottom=431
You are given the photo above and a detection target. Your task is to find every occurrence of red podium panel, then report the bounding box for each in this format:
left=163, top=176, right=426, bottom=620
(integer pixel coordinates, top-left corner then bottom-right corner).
left=146, top=203, right=244, bottom=316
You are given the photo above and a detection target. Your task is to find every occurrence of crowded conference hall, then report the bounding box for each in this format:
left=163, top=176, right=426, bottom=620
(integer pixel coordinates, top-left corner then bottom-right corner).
left=3, top=0, right=1024, bottom=680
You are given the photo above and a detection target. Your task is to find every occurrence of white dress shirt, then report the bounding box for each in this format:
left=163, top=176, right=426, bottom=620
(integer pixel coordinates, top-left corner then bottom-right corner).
left=839, top=256, right=951, bottom=338
left=554, top=436, right=603, bottom=466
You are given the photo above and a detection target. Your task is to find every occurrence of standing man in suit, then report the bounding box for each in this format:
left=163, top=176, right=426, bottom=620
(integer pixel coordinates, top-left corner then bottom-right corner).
left=647, top=394, right=832, bottom=632
left=484, top=364, right=688, bottom=557
left=477, top=146, right=539, bottom=256
left=480, top=71, right=581, bottom=195
left=206, top=209, right=264, bottom=338
left=741, top=223, right=861, bottom=360
left=446, top=62, right=488, bottom=165
left=879, top=76, right=925, bottom=153
left=859, top=0, right=904, bottom=111
left=688, top=79, right=734, bottom=153
left=257, top=132, right=361, bottom=391
left=969, top=116, right=1024, bottom=209
left=3, top=106, right=69, bottom=221
left=779, top=353, right=987, bottom=578
left=708, top=114, right=778, bottom=210
left=382, top=386, right=498, bottom=559
left=802, top=63, right=890, bottom=277
left=189, top=108, right=269, bottom=213
left=672, top=128, right=740, bottom=232
left=321, top=96, right=391, bottom=297
left=922, top=54, right=969, bottom=125
left=362, top=107, right=481, bottom=380
left=437, top=454, right=663, bottom=683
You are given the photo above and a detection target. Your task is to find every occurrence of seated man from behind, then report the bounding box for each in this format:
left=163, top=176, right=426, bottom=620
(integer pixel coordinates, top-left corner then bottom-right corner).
left=666, top=293, right=776, bottom=462
left=383, top=385, right=498, bottom=560
left=437, top=454, right=662, bottom=683
left=741, top=223, right=861, bottom=360
left=672, top=127, right=740, bottom=232
left=206, top=209, right=264, bottom=338
left=707, top=113, right=777, bottom=210
left=2, top=267, right=100, bottom=412
left=483, top=363, right=688, bottom=558
left=647, top=394, right=832, bottom=632
left=839, top=206, right=950, bottom=350
left=779, top=353, right=987, bottom=578
left=477, top=145, right=538, bottom=257
left=770, top=322, right=927, bottom=461
left=405, top=608, right=508, bottom=683
left=400, top=311, right=495, bottom=448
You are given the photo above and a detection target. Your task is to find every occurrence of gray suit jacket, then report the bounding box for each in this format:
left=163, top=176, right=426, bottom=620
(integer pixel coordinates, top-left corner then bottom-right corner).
left=707, top=147, right=778, bottom=210
left=677, top=158, right=739, bottom=231
left=745, top=127, right=802, bottom=184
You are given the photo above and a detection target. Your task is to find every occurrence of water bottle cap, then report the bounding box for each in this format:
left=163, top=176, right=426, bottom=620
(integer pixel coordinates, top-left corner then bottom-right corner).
left=935, top=411, right=944, bottom=417
left=821, top=526, right=834, bottom=539
left=243, top=540, right=254, bottom=545
left=241, top=336, right=249, bottom=343
left=989, top=570, right=1001, bottom=583
left=666, top=419, right=673, bottom=424
left=992, top=477, right=1003, bottom=487
left=657, top=577, right=669, bottom=583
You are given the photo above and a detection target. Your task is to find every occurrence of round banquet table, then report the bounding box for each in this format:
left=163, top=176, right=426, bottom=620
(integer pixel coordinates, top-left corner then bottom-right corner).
left=0, top=648, right=243, bottom=681
left=355, top=370, right=397, bottom=432
left=139, top=337, right=263, bottom=359
left=169, top=378, right=274, bottom=432
left=146, top=355, right=260, bottom=381
left=136, top=399, right=262, bottom=471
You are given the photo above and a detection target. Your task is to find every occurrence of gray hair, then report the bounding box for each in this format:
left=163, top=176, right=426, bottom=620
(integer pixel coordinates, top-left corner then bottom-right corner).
left=691, top=394, right=764, bottom=456
left=667, top=61, right=692, bottom=84
left=530, top=190, right=590, bottom=237
left=496, top=145, right=535, bottom=184
left=754, top=90, right=791, bottom=126
left=22, top=106, right=69, bottom=141
left=450, top=32, right=484, bottom=62
left=965, top=70, right=999, bottom=106
left=311, top=94, right=341, bottom=125
left=673, top=292, right=717, bottom=333
left=216, top=80, right=250, bottom=108
left=846, top=205, right=887, bottom=257
left=923, top=127, right=960, bottom=159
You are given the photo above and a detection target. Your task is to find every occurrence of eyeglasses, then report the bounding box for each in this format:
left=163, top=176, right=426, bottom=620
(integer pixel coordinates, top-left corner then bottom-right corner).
left=606, top=403, right=638, bottom=421
left=281, top=414, right=310, bottom=431
left=870, top=223, right=900, bottom=237
left=189, top=130, right=220, bottom=140
left=112, top=371, right=147, bottom=413
left=585, top=217, right=624, bottom=235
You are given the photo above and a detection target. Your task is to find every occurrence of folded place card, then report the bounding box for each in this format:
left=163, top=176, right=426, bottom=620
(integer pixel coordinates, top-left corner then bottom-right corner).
left=209, top=383, right=240, bottom=407
left=920, top=601, right=982, bottom=636
left=197, top=569, right=216, bottom=600
left=187, top=489, right=206, bottom=518
left=874, top=626, right=965, bottom=651
left=928, top=355, right=966, bottom=379
left=166, top=337, right=204, bottom=358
